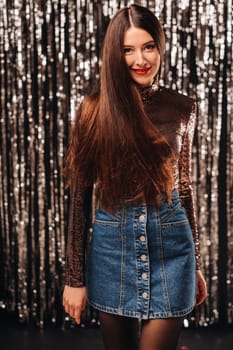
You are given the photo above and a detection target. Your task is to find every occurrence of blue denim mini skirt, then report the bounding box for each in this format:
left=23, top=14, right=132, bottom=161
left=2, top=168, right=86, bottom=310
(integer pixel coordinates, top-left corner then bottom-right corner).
left=86, top=189, right=196, bottom=319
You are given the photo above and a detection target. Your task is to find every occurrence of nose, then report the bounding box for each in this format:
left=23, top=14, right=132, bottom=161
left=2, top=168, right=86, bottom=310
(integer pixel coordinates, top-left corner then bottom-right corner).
left=135, top=49, right=146, bottom=66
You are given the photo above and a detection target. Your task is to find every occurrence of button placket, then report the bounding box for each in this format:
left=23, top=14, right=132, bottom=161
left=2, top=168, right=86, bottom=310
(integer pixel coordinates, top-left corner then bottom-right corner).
left=134, top=206, right=150, bottom=317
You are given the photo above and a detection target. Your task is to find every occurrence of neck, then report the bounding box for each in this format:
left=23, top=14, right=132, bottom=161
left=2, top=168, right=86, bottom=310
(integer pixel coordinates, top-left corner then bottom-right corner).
left=137, top=82, right=160, bottom=101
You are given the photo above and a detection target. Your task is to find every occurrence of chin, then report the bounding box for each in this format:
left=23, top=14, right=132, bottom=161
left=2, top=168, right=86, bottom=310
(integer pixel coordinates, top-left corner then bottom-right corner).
left=135, top=79, right=152, bottom=87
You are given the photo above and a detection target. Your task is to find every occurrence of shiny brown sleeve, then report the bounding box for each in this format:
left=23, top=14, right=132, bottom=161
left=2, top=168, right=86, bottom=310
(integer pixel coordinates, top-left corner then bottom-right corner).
left=178, top=103, right=201, bottom=269
left=65, top=179, right=93, bottom=287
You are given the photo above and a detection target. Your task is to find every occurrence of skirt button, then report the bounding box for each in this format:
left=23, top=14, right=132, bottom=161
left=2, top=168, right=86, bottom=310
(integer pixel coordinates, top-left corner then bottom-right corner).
left=139, top=215, right=145, bottom=222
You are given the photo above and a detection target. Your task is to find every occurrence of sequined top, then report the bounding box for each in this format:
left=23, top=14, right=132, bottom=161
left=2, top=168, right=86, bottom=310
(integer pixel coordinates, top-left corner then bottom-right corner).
left=65, top=86, right=200, bottom=287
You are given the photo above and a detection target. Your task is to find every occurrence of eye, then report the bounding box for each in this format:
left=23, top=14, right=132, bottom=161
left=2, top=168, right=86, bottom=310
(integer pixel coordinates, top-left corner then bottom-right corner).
left=123, top=47, right=133, bottom=55
left=144, top=43, right=156, bottom=51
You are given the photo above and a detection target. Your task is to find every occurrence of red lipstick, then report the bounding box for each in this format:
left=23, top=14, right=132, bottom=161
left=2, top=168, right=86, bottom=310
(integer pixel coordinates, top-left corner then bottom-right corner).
left=132, top=68, right=150, bottom=75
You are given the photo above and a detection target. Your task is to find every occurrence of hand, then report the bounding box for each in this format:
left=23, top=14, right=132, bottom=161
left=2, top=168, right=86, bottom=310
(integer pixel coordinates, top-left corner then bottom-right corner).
left=195, top=270, right=207, bottom=306
left=63, top=285, right=87, bottom=324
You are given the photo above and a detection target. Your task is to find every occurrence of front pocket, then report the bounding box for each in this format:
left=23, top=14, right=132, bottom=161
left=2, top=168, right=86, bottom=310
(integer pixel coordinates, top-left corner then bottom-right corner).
left=160, top=220, right=194, bottom=257
left=160, top=201, right=183, bottom=224
left=94, top=208, right=121, bottom=226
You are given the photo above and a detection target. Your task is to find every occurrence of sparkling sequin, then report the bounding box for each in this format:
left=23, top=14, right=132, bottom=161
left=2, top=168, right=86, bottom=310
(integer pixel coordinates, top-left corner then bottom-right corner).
left=0, top=0, right=232, bottom=327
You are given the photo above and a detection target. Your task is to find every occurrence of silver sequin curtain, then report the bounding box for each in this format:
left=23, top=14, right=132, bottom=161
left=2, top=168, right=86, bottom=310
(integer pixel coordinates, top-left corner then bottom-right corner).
left=0, top=0, right=232, bottom=327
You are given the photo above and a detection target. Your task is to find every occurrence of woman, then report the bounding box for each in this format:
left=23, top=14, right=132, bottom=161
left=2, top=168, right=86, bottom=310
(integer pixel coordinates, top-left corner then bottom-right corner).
left=63, top=4, right=207, bottom=350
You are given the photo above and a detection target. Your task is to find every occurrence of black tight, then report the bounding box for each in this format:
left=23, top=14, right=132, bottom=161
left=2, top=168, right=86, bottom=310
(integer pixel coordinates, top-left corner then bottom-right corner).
left=99, top=312, right=139, bottom=350
left=139, top=317, right=184, bottom=350
left=99, top=311, right=184, bottom=350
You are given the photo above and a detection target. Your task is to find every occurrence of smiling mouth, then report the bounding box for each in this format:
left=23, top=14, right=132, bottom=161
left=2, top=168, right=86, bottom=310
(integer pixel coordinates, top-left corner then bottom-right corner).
left=132, top=68, right=151, bottom=75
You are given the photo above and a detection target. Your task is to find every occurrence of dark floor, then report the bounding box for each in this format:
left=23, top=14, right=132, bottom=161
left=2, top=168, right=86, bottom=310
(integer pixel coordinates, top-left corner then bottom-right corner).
left=0, top=312, right=232, bottom=350
left=0, top=324, right=233, bottom=350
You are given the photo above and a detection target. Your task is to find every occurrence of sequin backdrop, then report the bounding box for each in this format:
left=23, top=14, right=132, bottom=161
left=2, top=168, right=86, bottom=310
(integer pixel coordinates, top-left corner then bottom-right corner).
left=0, top=0, right=232, bottom=328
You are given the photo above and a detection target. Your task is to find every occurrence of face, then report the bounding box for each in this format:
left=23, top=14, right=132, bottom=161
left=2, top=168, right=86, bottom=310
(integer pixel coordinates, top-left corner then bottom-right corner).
left=123, top=27, right=160, bottom=87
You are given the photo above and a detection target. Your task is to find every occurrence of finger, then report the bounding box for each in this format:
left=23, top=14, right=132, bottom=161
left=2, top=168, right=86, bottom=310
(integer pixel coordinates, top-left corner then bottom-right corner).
left=195, top=287, right=202, bottom=305
left=62, top=296, right=67, bottom=308
left=82, top=298, right=87, bottom=311
left=74, top=305, right=82, bottom=318
left=67, top=302, right=81, bottom=318
left=195, top=293, right=200, bottom=306
left=74, top=309, right=82, bottom=324
left=196, top=296, right=204, bottom=306
left=75, top=317, right=81, bottom=325
left=63, top=299, right=70, bottom=312
left=63, top=301, right=69, bottom=313
left=196, top=290, right=206, bottom=305
left=63, top=296, right=71, bottom=312
left=67, top=305, right=76, bottom=318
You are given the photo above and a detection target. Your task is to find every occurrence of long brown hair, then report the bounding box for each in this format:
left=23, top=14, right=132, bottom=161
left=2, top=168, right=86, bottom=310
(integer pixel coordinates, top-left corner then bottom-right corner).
left=64, top=4, right=174, bottom=209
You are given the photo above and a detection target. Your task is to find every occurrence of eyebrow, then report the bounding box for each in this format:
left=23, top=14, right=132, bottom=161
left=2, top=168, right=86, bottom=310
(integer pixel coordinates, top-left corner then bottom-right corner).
left=123, top=40, right=155, bottom=47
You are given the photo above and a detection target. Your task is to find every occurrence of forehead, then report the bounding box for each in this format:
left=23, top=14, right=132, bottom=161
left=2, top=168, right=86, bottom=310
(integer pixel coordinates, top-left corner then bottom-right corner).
left=123, top=27, right=154, bottom=46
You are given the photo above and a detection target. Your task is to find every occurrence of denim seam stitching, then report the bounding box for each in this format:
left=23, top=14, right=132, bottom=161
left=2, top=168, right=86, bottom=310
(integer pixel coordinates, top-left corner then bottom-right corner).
left=160, top=201, right=182, bottom=224
left=87, top=299, right=195, bottom=319
left=94, top=219, right=120, bottom=226
left=119, top=207, right=126, bottom=309
left=161, top=219, right=189, bottom=228
left=157, top=210, right=172, bottom=314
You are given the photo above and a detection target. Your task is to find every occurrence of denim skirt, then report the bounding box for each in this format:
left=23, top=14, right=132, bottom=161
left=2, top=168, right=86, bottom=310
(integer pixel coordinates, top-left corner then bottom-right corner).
left=86, top=189, right=196, bottom=319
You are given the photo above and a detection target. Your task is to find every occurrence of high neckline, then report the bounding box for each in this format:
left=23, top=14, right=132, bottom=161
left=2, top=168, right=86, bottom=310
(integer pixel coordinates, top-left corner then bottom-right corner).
left=138, top=83, right=161, bottom=102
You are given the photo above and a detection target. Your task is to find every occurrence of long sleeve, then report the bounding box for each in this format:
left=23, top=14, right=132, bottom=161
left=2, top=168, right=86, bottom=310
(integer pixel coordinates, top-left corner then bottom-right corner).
left=65, top=179, right=93, bottom=287
left=178, top=103, right=201, bottom=270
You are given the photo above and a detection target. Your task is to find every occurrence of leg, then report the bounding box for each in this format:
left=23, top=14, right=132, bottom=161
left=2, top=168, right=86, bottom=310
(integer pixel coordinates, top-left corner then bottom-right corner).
left=139, top=317, right=184, bottom=350
left=99, top=311, right=139, bottom=350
